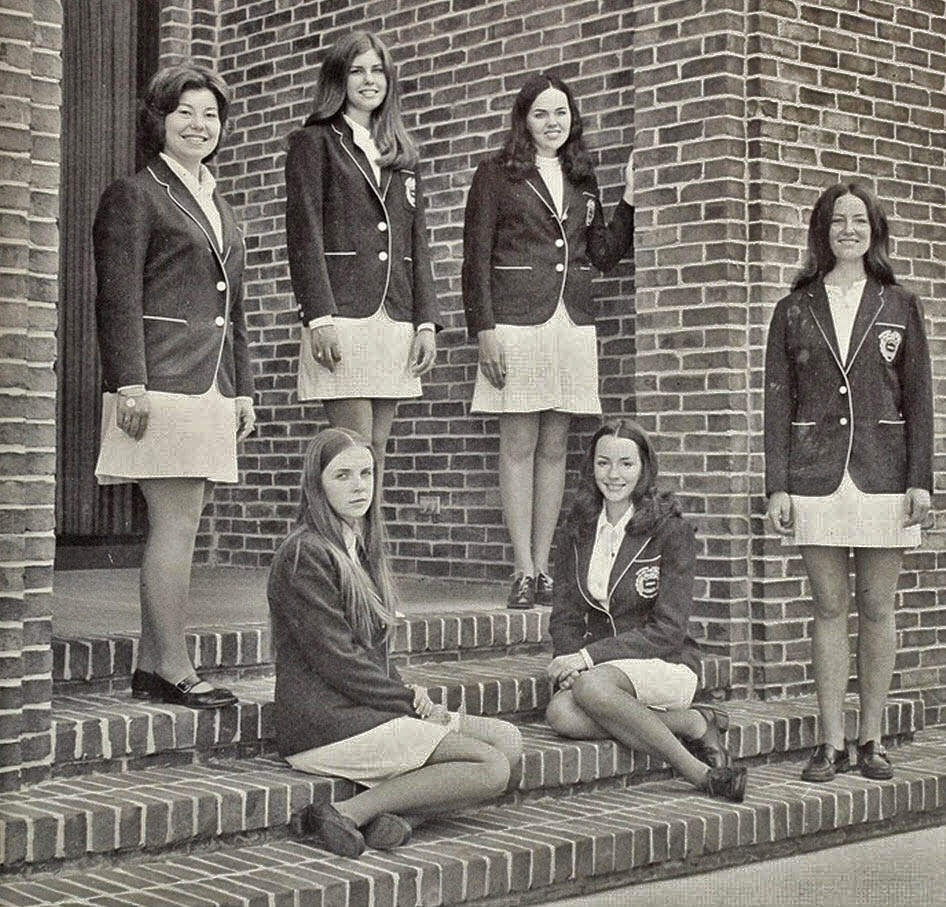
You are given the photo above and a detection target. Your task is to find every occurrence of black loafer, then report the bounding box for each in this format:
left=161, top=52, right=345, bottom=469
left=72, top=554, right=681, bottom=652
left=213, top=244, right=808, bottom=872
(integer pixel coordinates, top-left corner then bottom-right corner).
left=857, top=740, right=893, bottom=780
left=534, top=572, right=554, bottom=607
left=685, top=705, right=733, bottom=769
left=801, top=742, right=851, bottom=782
left=131, top=669, right=157, bottom=699
left=151, top=673, right=237, bottom=710
left=507, top=573, right=535, bottom=609
left=363, top=813, right=412, bottom=850
left=298, top=803, right=365, bottom=858
left=702, top=764, right=747, bottom=802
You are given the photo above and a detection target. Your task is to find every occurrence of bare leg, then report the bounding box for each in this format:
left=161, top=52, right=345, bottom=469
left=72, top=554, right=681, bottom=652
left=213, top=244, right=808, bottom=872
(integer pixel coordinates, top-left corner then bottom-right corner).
left=137, top=478, right=211, bottom=691
left=334, top=732, right=512, bottom=827
left=498, top=412, right=540, bottom=576
left=799, top=546, right=852, bottom=750
left=531, top=410, right=570, bottom=575
left=567, top=666, right=711, bottom=787
left=853, top=547, right=903, bottom=745
left=322, top=397, right=398, bottom=487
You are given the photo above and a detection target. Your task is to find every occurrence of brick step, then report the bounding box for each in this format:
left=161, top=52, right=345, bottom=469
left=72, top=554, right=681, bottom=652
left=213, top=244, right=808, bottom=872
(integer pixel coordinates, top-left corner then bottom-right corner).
left=50, top=655, right=731, bottom=773
left=15, top=697, right=919, bottom=871
left=3, top=729, right=944, bottom=905
left=52, top=610, right=554, bottom=693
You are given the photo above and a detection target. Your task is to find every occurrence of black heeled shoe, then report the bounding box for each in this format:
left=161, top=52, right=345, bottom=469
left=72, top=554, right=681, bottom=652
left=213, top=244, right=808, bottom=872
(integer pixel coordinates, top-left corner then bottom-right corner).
left=801, top=741, right=851, bottom=782
left=151, top=673, right=237, bottom=709
left=131, top=669, right=158, bottom=700
left=686, top=705, right=733, bottom=769
left=701, top=764, right=747, bottom=802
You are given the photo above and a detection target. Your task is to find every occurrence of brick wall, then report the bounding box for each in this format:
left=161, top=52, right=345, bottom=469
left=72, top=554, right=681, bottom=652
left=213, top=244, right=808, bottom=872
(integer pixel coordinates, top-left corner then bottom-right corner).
left=635, top=0, right=946, bottom=712
left=0, top=0, right=62, bottom=790
left=201, top=0, right=637, bottom=581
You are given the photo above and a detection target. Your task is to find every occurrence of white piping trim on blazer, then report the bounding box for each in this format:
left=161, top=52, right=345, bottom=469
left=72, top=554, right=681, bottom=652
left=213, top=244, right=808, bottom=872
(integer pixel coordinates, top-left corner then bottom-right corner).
left=331, top=123, right=394, bottom=316
left=524, top=178, right=569, bottom=302
left=806, top=284, right=885, bottom=483
left=147, top=165, right=232, bottom=388
left=572, top=536, right=653, bottom=639
left=143, top=314, right=188, bottom=324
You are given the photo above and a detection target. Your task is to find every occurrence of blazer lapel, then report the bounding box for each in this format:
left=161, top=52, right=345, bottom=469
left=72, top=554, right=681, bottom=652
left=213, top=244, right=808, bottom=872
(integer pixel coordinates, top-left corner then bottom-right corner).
left=331, top=120, right=383, bottom=200
left=844, top=279, right=885, bottom=371
left=608, top=531, right=651, bottom=597
left=524, top=169, right=562, bottom=221
left=806, top=281, right=844, bottom=372
left=147, top=158, right=223, bottom=259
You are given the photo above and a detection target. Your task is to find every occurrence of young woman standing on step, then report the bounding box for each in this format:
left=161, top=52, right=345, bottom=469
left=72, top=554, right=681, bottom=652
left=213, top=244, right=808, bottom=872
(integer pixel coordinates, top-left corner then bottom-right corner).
left=93, top=64, right=255, bottom=710
left=462, top=72, right=635, bottom=609
left=285, top=31, right=441, bottom=485
left=544, top=421, right=747, bottom=802
left=268, top=428, right=523, bottom=858
left=765, top=183, right=933, bottom=782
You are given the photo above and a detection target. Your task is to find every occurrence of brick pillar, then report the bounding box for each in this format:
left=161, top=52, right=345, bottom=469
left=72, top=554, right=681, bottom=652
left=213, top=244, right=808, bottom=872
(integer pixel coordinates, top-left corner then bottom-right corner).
left=0, top=0, right=62, bottom=790
left=633, top=1, right=753, bottom=696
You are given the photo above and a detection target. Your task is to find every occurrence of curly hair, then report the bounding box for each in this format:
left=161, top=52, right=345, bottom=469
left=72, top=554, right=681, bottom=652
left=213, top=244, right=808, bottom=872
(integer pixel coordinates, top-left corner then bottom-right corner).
left=302, top=31, right=418, bottom=170
left=792, top=182, right=898, bottom=291
left=498, top=72, right=595, bottom=183
left=138, top=62, right=231, bottom=162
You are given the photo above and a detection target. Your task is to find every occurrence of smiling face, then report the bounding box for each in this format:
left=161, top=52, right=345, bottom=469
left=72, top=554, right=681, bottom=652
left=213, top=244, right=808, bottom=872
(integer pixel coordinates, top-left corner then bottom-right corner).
left=526, top=86, right=571, bottom=157
left=345, top=48, right=387, bottom=124
left=321, top=445, right=375, bottom=526
left=829, top=192, right=871, bottom=264
left=593, top=434, right=643, bottom=518
left=162, top=88, right=221, bottom=170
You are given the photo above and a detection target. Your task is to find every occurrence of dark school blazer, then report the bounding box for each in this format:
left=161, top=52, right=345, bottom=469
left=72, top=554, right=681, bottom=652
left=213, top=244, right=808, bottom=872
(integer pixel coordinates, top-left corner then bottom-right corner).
left=764, top=278, right=933, bottom=497
left=92, top=156, right=253, bottom=397
left=549, top=505, right=702, bottom=678
left=267, top=528, right=415, bottom=757
left=461, top=155, right=635, bottom=339
left=284, top=115, right=441, bottom=328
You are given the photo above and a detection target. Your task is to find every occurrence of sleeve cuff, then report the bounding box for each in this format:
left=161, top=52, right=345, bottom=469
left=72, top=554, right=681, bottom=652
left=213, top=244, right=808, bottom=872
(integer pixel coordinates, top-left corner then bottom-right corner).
left=117, top=385, right=146, bottom=395
left=416, top=322, right=435, bottom=333
left=308, top=315, right=334, bottom=329
left=579, top=648, right=594, bottom=670
left=235, top=396, right=254, bottom=405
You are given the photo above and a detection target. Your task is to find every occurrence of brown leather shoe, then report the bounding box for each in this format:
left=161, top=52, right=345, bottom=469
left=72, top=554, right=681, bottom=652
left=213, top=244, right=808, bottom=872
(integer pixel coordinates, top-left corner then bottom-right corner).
left=299, top=803, right=365, bottom=858
left=801, top=742, right=851, bottom=782
left=856, top=740, right=893, bottom=780
left=701, top=764, right=747, bottom=802
left=363, top=813, right=412, bottom=850
left=685, top=705, right=733, bottom=769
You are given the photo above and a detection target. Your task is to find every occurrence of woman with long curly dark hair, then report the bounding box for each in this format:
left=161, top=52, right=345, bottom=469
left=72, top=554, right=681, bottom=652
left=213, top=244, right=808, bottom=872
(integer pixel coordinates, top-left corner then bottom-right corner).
left=765, top=183, right=932, bottom=782
left=462, top=72, right=635, bottom=609
left=545, top=421, right=747, bottom=802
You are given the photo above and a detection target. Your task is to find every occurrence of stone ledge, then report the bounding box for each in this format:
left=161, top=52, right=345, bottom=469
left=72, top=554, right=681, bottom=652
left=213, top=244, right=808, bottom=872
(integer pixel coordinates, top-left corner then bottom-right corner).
left=2, top=730, right=944, bottom=904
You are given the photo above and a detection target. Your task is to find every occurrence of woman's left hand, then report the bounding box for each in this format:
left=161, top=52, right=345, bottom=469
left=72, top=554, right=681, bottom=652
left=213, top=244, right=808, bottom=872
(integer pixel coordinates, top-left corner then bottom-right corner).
left=904, top=487, right=932, bottom=528
left=235, top=398, right=256, bottom=441
left=622, top=150, right=634, bottom=205
left=410, top=684, right=435, bottom=718
left=408, top=330, right=437, bottom=377
left=547, top=652, right=587, bottom=685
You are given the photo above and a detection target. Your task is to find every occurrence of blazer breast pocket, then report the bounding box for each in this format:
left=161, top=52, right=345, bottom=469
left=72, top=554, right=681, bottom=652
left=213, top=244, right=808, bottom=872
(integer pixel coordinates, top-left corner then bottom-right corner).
left=875, top=323, right=905, bottom=364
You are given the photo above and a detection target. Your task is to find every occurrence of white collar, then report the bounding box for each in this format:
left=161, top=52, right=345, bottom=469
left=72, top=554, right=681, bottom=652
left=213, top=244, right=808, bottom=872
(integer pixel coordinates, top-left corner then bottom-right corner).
left=596, top=502, right=635, bottom=538
left=343, top=114, right=375, bottom=144
left=160, top=152, right=216, bottom=196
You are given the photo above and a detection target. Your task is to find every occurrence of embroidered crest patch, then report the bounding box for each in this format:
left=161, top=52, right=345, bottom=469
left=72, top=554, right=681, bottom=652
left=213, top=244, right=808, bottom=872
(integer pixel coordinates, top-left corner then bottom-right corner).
left=878, top=329, right=902, bottom=363
left=635, top=565, right=660, bottom=599
left=404, top=175, right=416, bottom=208
left=585, top=198, right=596, bottom=226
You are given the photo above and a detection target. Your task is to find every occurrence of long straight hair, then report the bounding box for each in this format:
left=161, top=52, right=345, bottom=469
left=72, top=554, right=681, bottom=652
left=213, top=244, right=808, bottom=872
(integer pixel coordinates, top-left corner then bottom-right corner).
left=498, top=72, right=595, bottom=183
left=303, top=31, right=418, bottom=170
left=291, top=427, right=400, bottom=645
left=791, top=183, right=898, bottom=291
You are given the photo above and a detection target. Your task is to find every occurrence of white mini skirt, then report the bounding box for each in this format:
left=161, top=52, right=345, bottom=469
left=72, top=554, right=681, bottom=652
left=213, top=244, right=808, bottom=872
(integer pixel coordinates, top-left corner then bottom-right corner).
left=95, top=384, right=238, bottom=485
left=297, top=307, right=422, bottom=401
left=471, top=300, right=601, bottom=415
left=787, top=470, right=921, bottom=549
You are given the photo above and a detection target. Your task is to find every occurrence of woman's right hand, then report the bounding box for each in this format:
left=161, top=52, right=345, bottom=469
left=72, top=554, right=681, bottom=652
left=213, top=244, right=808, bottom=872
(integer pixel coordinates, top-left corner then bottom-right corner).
left=116, top=390, right=150, bottom=440
left=766, top=491, right=794, bottom=535
left=478, top=329, right=506, bottom=390
left=410, top=684, right=435, bottom=719
left=308, top=323, right=342, bottom=372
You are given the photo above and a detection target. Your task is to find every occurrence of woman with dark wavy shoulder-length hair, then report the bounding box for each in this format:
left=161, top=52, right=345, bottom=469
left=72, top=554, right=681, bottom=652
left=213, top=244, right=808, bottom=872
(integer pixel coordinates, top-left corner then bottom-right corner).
left=461, top=72, right=635, bottom=610
left=765, top=183, right=933, bottom=783
left=545, top=421, right=747, bottom=802
left=93, top=62, right=255, bottom=709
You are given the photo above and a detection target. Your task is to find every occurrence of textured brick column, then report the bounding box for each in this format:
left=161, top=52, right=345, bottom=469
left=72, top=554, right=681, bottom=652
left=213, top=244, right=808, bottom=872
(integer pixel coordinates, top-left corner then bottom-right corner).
left=0, top=0, right=61, bottom=790
left=633, top=1, right=753, bottom=696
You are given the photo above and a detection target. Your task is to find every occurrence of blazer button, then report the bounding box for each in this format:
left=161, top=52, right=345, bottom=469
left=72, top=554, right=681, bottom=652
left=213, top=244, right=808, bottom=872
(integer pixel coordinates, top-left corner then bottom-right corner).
left=215, top=316, right=225, bottom=327
left=555, top=263, right=564, bottom=272
left=378, top=251, right=388, bottom=261
left=839, top=386, right=847, bottom=395
left=555, top=238, right=564, bottom=247
left=216, top=280, right=226, bottom=291
left=378, top=221, right=388, bottom=232
left=839, top=416, right=848, bottom=426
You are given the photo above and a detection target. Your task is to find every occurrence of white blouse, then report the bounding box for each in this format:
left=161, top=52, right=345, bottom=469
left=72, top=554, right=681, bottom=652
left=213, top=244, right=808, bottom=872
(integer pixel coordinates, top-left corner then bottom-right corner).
left=825, top=277, right=866, bottom=363
left=159, top=152, right=223, bottom=249
left=586, top=504, right=635, bottom=603
left=536, top=154, right=564, bottom=217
